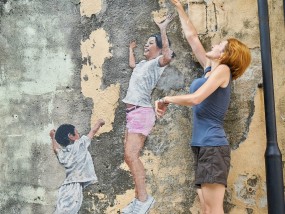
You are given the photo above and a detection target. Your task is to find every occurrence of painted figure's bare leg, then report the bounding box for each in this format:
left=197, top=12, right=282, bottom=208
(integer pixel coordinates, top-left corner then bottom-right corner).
left=124, top=132, right=147, bottom=202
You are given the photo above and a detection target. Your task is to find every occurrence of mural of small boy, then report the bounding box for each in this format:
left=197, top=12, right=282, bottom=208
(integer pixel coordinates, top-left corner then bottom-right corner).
left=49, top=119, right=105, bottom=214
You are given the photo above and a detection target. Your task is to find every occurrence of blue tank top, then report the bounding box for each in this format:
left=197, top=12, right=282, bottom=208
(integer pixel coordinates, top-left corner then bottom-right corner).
left=189, top=67, right=231, bottom=147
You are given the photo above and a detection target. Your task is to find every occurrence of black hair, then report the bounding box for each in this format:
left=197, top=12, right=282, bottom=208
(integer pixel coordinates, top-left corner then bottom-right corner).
left=55, top=124, right=75, bottom=147
left=149, top=33, right=175, bottom=58
left=149, top=33, right=171, bottom=49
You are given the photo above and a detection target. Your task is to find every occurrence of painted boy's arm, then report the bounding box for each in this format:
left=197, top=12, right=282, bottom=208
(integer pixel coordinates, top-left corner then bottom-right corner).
left=87, top=119, right=105, bottom=140
left=155, top=14, right=174, bottom=67
left=129, top=41, right=136, bottom=69
left=50, top=129, right=60, bottom=154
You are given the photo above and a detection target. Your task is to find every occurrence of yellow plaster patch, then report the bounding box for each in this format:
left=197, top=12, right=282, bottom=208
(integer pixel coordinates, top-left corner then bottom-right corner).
left=228, top=89, right=267, bottom=213
left=119, top=161, right=130, bottom=172
left=81, top=29, right=120, bottom=134
left=80, top=0, right=102, bottom=17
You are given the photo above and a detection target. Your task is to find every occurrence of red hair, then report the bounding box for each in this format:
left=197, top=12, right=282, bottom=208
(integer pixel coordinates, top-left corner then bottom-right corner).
left=220, top=38, right=251, bottom=80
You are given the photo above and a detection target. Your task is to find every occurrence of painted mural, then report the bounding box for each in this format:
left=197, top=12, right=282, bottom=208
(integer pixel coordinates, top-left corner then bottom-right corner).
left=0, top=0, right=284, bottom=213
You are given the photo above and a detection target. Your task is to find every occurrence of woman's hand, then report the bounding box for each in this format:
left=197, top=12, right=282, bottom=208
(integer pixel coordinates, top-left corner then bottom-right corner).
left=155, top=99, right=169, bottom=118
left=170, top=0, right=183, bottom=9
left=155, top=13, right=175, bottom=30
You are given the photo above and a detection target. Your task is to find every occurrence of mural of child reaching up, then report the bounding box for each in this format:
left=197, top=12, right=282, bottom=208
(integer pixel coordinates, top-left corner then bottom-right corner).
left=121, top=14, right=175, bottom=214
left=49, top=119, right=105, bottom=214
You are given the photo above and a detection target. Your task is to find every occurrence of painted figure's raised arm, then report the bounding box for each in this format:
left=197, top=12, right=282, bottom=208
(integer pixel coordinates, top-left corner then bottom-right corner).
left=50, top=129, right=60, bottom=154
left=155, top=14, right=174, bottom=67
left=129, top=40, right=137, bottom=69
left=87, top=119, right=105, bottom=140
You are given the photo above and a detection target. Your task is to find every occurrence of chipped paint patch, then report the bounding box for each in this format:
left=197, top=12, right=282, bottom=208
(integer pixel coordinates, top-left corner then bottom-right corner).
left=80, top=0, right=102, bottom=17
left=80, top=29, right=120, bottom=134
left=119, top=161, right=130, bottom=172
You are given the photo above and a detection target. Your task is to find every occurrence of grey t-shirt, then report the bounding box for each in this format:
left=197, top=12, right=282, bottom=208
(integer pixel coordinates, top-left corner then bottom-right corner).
left=57, top=135, right=98, bottom=187
left=122, top=56, right=166, bottom=107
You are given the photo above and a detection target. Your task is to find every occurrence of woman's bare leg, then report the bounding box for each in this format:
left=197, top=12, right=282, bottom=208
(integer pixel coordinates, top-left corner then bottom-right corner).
left=201, top=183, right=225, bottom=214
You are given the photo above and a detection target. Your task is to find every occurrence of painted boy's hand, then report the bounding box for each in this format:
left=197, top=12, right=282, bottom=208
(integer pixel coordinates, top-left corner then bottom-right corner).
left=50, top=129, right=60, bottom=154
left=49, top=129, right=56, bottom=139
left=97, top=119, right=105, bottom=127
left=88, top=119, right=105, bottom=139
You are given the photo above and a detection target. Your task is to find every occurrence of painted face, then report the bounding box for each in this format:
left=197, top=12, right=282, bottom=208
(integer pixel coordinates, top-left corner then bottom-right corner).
left=206, top=40, right=228, bottom=60
left=143, top=37, right=161, bottom=60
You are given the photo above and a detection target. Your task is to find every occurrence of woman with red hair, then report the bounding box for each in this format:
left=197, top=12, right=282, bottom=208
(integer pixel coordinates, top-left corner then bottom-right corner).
left=156, top=1, right=251, bottom=213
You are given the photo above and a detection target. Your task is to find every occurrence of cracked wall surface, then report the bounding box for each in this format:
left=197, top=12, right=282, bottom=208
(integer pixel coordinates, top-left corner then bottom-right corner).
left=0, top=0, right=284, bottom=213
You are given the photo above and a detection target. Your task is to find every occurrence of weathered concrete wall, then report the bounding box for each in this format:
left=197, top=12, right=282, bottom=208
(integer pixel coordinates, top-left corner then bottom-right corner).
left=0, top=0, right=284, bottom=213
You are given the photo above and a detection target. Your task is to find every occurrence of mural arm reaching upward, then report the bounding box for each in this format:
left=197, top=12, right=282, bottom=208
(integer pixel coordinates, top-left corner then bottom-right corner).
left=50, top=129, right=60, bottom=154
left=155, top=13, right=175, bottom=67
left=129, top=40, right=137, bottom=69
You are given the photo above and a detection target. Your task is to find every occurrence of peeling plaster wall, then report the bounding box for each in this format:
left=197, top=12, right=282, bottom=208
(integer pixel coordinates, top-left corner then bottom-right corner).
left=0, top=0, right=284, bottom=214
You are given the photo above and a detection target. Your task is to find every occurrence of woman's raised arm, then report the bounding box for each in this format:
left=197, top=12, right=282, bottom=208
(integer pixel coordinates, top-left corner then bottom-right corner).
left=171, top=0, right=208, bottom=68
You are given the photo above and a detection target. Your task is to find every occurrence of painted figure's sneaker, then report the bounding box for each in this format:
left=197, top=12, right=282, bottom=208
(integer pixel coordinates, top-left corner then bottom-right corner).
left=121, top=198, right=137, bottom=213
left=132, top=195, right=155, bottom=214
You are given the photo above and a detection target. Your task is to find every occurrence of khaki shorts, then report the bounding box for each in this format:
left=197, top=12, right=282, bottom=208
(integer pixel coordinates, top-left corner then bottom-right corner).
left=192, top=145, right=231, bottom=187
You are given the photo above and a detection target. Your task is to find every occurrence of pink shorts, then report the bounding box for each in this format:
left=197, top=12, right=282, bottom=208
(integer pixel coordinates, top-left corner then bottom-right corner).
left=126, top=107, right=156, bottom=136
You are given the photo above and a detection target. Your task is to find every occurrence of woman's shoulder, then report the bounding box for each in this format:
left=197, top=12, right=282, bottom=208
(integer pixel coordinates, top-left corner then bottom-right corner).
left=218, top=64, right=230, bottom=70
left=212, top=64, right=230, bottom=75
